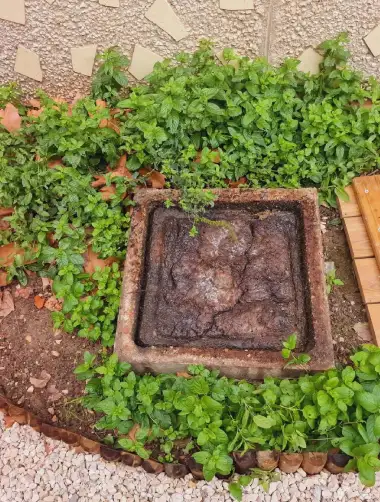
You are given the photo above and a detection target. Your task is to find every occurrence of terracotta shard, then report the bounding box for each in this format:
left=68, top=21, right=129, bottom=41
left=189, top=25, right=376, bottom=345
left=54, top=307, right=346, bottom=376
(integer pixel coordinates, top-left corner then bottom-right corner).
left=301, top=451, right=327, bottom=474
left=141, top=458, right=164, bottom=474
left=256, top=450, right=280, bottom=471
left=278, top=452, right=303, bottom=473
left=164, top=463, right=189, bottom=478
left=232, top=450, right=257, bottom=474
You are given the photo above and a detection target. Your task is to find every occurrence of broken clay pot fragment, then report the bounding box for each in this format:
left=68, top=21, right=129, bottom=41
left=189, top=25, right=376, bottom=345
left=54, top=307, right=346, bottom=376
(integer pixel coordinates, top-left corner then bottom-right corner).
left=100, top=445, right=121, bottom=462
left=278, top=452, right=303, bottom=473
left=120, top=452, right=142, bottom=467
left=232, top=450, right=257, bottom=474
left=141, top=458, right=164, bottom=474
left=325, top=452, right=351, bottom=474
left=301, top=451, right=327, bottom=474
left=164, top=463, right=189, bottom=478
left=186, top=457, right=204, bottom=480
left=256, top=450, right=280, bottom=471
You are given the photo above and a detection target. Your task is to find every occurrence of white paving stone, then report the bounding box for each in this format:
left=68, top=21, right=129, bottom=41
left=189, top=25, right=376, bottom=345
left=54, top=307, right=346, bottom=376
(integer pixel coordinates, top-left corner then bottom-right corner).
left=71, top=45, right=97, bottom=77
left=0, top=0, right=25, bottom=25
left=99, top=0, right=119, bottom=7
left=364, top=24, right=380, bottom=57
left=145, top=0, right=188, bottom=41
left=128, top=44, right=163, bottom=80
left=219, top=0, right=254, bottom=10
left=298, top=47, right=324, bottom=75
left=14, top=46, right=43, bottom=82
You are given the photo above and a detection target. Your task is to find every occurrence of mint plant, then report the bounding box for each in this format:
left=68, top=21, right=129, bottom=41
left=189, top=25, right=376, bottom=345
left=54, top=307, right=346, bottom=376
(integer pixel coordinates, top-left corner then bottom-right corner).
left=91, top=47, right=129, bottom=105
left=326, top=269, right=344, bottom=294
left=73, top=345, right=380, bottom=488
left=282, top=333, right=311, bottom=367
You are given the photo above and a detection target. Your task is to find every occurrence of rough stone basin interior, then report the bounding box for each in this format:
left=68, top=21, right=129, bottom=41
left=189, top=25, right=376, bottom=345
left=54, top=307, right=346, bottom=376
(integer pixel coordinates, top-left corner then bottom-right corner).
left=116, top=189, right=333, bottom=378
left=138, top=205, right=309, bottom=352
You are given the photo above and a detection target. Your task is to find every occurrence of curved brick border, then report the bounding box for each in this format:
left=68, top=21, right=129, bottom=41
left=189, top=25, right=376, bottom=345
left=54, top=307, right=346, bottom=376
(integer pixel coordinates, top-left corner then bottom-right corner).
left=0, top=394, right=351, bottom=480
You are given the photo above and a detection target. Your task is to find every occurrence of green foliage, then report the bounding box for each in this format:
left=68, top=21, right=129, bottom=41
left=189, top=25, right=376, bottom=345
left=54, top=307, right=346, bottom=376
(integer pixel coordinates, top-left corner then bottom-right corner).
left=76, top=344, right=380, bottom=486
left=326, top=269, right=344, bottom=294
left=52, top=263, right=122, bottom=346
left=0, top=160, right=130, bottom=345
left=118, top=35, right=380, bottom=207
left=229, top=469, right=281, bottom=500
left=0, top=82, right=22, bottom=108
left=281, top=333, right=311, bottom=367
left=26, top=95, right=122, bottom=171
left=91, top=47, right=130, bottom=105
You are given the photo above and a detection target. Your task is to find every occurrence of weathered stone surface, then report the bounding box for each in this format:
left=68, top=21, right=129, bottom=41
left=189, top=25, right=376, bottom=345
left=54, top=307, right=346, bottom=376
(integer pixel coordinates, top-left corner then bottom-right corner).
left=139, top=207, right=306, bottom=351
left=116, top=188, right=333, bottom=379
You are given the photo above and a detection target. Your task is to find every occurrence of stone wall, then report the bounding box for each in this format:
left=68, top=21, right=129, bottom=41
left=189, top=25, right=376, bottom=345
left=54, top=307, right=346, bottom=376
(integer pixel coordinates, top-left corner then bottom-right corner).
left=0, top=0, right=379, bottom=98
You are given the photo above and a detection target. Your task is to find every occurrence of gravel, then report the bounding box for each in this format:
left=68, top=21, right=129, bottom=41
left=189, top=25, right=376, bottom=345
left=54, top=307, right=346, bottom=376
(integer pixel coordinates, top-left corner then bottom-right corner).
left=1, top=413, right=380, bottom=502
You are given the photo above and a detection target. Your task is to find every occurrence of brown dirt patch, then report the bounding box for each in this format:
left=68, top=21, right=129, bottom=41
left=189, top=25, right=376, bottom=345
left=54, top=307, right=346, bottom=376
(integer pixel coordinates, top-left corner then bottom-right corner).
left=0, top=276, right=103, bottom=440
left=321, top=208, right=368, bottom=363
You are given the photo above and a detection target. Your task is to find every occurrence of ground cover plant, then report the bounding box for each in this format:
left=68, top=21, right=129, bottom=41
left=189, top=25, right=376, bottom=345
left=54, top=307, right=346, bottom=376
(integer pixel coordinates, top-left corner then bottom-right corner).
left=75, top=344, right=380, bottom=492
left=1, top=33, right=380, bottom=495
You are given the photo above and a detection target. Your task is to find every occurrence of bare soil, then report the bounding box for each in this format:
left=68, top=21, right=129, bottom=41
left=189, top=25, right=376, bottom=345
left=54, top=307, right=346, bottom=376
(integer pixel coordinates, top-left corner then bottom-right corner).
left=0, top=208, right=369, bottom=437
left=139, top=206, right=308, bottom=351
left=0, top=277, right=103, bottom=440
left=321, top=208, right=368, bottom=363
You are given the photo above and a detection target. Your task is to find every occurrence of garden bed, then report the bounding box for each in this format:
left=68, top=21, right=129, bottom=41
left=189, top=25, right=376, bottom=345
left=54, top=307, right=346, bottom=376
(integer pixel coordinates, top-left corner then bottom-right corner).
left=2, top=35, right=380, bottom=491
left=0, top=206, right=367, bottom=439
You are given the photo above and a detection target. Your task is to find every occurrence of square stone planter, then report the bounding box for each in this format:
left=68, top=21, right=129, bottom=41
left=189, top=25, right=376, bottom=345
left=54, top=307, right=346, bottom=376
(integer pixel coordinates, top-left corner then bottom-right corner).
left=115, top=188, right=333, bottom=378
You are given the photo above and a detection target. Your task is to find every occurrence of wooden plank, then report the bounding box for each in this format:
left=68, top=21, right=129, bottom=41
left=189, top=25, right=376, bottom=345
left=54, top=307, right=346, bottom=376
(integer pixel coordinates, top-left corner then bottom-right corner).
left=353, top=176, right=380, bottom=270
left=366, top=304, right=380, bottom=346
left=354, top=258, right=380, bottom=304
left=337, top=185, right=361, bottom=218
left=343, top=216, right=374, bottom=259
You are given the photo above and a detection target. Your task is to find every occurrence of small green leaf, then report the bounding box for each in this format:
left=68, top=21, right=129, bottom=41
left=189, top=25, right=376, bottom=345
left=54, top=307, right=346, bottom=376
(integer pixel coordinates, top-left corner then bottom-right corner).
left=229, top=483, right=242, bottom=501
left=253, top=415, right=276, bottom=429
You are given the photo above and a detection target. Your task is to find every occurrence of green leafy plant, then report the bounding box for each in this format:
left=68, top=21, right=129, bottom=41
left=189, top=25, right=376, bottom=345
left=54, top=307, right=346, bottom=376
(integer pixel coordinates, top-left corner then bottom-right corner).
left=281, top=333, right=311, bottom=367
left=73, top=344, right=380, bottom=487
left=91, top=47, right=130, bottom=105
left=229, top=469, right=281, bottom=501
left=0, top=82, right=22, bottom=108
left=326, top=269, right=344, bottom=294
